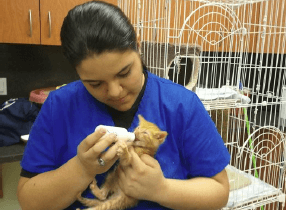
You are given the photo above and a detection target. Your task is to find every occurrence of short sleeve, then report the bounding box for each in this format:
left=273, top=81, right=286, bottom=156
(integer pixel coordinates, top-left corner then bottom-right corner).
left=20, top=95, right=57, bottom=173
left=181, top=95, right=230, bottom=178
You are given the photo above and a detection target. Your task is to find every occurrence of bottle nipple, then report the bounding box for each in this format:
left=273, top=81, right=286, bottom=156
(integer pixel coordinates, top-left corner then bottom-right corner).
left=125, top=132, right=135, bottom=142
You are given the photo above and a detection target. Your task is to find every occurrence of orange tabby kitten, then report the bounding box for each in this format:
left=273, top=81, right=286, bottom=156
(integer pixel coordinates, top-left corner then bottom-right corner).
left=77, top=115, right=167, bottom=210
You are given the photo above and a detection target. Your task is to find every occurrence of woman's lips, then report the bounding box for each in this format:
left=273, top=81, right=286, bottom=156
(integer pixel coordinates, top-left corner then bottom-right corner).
left=114, top=94, right=128, bottom=103
left=109, top=97, right=124, bottom=103
left=119, top=96, right=126, bottom=103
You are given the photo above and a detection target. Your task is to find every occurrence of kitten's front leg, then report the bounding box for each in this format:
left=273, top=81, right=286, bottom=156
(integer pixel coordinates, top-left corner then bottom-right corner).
left=117, top=141, right=132, bottom=167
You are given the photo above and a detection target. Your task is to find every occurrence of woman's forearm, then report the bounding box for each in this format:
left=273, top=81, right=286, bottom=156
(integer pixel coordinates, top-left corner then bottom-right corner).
left=17, top=156, right=94, bottom=210
left=153, top=170, right=229, bottom=210
left=17, top=131, right=119, bottom=210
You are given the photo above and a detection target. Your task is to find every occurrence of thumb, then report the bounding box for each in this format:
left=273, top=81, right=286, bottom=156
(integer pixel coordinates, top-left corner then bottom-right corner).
left=140, top=154, right=158, bottom=168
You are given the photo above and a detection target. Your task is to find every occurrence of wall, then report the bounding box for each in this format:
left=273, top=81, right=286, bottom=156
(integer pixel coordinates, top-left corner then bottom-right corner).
left=0, top=43, right=79, bottom=209
left=0, top=162, right=21, bottom=210
left=0, top=43, right=79, bottom=104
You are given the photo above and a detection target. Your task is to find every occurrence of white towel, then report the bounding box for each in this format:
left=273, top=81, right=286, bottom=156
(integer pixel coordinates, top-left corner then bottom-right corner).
left=196, top=86, right=251, bottom=104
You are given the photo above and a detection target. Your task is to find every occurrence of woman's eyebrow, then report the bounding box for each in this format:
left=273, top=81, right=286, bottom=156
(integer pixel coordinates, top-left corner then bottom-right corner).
left=82, top=63, right=133, bottom=83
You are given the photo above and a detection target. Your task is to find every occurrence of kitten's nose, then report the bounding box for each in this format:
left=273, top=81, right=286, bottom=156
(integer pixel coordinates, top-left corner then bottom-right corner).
left=134, top=129, right=140, bottom=138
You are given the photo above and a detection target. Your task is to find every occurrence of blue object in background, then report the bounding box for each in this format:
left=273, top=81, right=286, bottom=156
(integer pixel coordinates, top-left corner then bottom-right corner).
left=0, top=98, right=39, bottom=146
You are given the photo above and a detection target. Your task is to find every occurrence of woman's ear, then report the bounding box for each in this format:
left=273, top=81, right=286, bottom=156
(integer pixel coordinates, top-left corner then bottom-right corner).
left=137, top=33, right=142, bottom=55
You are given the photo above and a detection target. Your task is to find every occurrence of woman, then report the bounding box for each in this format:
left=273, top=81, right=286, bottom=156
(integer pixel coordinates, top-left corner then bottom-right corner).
left=17, top=1, right=230, bottom=209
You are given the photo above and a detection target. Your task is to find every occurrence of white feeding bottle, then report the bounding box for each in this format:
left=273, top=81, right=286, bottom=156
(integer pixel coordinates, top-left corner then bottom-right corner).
left=95, top=125, right=135, bottom=142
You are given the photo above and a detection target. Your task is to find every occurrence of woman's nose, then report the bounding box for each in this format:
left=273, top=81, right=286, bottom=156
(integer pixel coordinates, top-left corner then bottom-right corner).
left=107, top=81, right=123, bottom=98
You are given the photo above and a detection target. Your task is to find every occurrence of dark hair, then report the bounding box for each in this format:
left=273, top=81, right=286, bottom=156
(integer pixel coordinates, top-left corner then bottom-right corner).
left=60, top=1, right=137, bottom=67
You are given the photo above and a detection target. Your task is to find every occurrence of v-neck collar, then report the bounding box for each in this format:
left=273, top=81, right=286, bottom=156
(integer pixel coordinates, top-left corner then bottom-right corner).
left=106, top=69, right=148, bottom=129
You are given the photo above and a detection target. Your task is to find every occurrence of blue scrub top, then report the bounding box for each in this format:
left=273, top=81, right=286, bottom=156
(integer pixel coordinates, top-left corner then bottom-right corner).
left=21, top=71, right=230, bottom=209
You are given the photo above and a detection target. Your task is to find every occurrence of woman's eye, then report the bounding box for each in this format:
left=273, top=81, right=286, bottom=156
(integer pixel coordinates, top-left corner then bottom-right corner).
left=90, top=83, right=101, bottom=88
left=118, top=70, right=131, bottom=78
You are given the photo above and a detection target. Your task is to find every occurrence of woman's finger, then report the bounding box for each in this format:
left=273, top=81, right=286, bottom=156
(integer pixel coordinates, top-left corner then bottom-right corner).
left=117, top=166, right=126, bottom=189
left=140, top=154, right=158, bottom=168
left=128, top=147, right=146, bottom=171
left=97, top=152, right=119, bottom=171
left=96, top=140, right=120, bottom=163
left=78, top=127, right=107, bottom=153
left=85, top=133, right=117, bottom=158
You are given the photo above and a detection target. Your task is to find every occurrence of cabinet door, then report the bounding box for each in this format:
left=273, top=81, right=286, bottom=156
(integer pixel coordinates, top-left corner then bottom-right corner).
left=40, top=0, right=117, bottom=46
left=0, top=0, right=40, bottom=44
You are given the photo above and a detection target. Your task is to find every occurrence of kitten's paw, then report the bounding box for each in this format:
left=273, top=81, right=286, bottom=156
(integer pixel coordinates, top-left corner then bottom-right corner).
left=99, top=190, right=108, bottom=200
left=90, top=179, right=98, bottom=190
left=90, top=183, right=95, bottom=190
left=77, top=192, right=84, bottom=201
left=89, top=181, right=107, bottom=200
left=117, top=148, right=123, bottom=157
left=94, top=189, right=108, bottom=201
left=117, top=141, right=127, bottom=157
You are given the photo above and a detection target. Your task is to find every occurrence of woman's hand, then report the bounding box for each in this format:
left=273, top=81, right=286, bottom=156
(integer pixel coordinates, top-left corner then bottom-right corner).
left=76, top=127, right=119, bottom=178
left=17, top=127, right=120, bottom=210
left=118, top=148, right=229, bottom=210
left=117, top=147, right=167, bottom=202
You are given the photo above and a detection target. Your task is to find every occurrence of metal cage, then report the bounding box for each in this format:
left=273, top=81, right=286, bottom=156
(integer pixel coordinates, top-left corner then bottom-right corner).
left=118, top=0, right=286, bottom=209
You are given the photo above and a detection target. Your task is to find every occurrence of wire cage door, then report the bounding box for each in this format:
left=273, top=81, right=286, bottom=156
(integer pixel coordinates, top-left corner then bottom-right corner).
left=118, top=0, right=286, bottom=209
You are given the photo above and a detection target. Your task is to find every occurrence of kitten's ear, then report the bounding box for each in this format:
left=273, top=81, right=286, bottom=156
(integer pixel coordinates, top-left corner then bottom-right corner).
left=155, top=131, right=168, bottom=143
left=138, top=114, right=146, bottom=123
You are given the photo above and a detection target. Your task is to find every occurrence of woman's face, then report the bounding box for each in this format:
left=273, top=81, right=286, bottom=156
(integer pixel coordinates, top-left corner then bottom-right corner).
left=76, top=50, right=144, bottom=111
